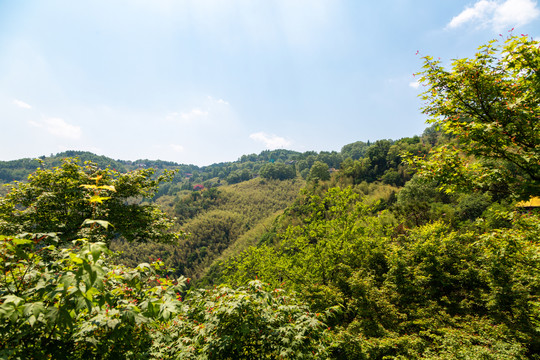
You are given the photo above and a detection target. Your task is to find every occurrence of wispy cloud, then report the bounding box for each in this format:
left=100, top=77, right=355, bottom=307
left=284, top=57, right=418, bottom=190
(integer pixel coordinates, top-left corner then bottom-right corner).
left=207, top=96, right=230, bottom=106
left=29, top=118, right=82, bottom=140
left=166, top=97, right=230, bottom=125
left=13, top=99, right=32, bottom=109
left=166, top=108, right=209, bottom=123
left=249, top=132, right=291, bottom=149
left=447, top=0, right=539, bottom=31
left=217, top=99, right=229, bottom=105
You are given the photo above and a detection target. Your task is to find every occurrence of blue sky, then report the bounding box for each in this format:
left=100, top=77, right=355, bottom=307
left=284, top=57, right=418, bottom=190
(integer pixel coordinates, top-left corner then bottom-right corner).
left=1, top=0, right=539, bottom=165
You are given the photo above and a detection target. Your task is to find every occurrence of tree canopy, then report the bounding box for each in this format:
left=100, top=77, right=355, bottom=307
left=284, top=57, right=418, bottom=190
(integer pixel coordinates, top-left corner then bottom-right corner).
left=0, top=158, right=179, bottom=245
left=415, top=35, right=540, bottom=199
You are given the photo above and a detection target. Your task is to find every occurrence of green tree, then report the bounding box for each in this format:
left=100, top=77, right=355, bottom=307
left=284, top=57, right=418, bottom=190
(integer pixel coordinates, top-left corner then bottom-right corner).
left=0, top=158, right=179, bottom=245
left=340, top=157, right=374, bottom=184
left=308, top=161, right=330, bottom=182
left=259, top=162, right=296, bottom=180
left=395, top=175, right=454, bottom=227
left=416, top=35, right=540, bottom=199
left=365, top=139, right=392, bottom=178
left=341, top=141, right=370, bottom=160
left=217, top=186, right=540, bottom=358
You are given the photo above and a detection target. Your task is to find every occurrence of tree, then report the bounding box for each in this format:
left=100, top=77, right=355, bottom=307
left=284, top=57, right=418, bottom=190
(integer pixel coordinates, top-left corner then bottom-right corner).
left=395, top=175, right=452, bottom=227
left=308, top=161, right=330, bottom=182
left=416, top=35, right=540, bottom=199
left=340, top=157, right=374, bottom=183
left=259, top=162, right=296, bottom=180
left=366, top=139, right=392, bottom=177
left=341, top=141, right=370, bottom=160
left=0, top=158, right=179, bottom=245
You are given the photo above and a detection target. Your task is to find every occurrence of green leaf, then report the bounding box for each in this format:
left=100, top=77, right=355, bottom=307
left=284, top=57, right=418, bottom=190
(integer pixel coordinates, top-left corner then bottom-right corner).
left=97, top=185, right=116, bottom=192
left=84, top=287, right=101, bottom=302
left=88, top=195, right=111, bottom=204
left=69, top=252, right=84, bottom=264
left=81, top=219, right=114, bottom=229
left=0, top=236, right=33, bottom=245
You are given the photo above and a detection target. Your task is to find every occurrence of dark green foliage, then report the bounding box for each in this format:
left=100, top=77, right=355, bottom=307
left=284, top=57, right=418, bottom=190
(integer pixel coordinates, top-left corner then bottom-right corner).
left=226, top=168, right=252, bottom=184
left=365, top=139, right=392, bottom=177
left=0, top=152, right=129, bottom=183
left=259, top=162, right=296, bottom=180
left=0, top=158, right=178, bottom=245
left=316, top=151, right=342, bottom=169
left=340, top=157, right=376, bottom=183
left=339, top=135, right=431, bottom=186
left=341, top=141, right=370, bottom=160
left=308, top=161, right=330, bottom=182
left=395, top=175, right=452, bottom=227
left=455, top=192, right=492, bottom=222
left=150, top=281, right=332, bottom=359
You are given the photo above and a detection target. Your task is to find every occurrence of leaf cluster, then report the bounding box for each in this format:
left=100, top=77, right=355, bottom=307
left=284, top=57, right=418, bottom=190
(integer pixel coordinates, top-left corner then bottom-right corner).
left=416, top=35, right=540, bottom=199
left=0, top=158, right=179, bottom=245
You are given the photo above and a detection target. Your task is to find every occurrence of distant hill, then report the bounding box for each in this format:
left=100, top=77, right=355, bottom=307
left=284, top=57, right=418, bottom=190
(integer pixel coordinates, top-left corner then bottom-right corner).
left=0, top=125, right=442, bottom=191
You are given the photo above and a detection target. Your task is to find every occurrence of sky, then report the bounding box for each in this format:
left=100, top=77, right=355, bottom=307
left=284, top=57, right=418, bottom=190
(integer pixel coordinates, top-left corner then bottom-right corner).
left=1, top=0, right=539, bottom=166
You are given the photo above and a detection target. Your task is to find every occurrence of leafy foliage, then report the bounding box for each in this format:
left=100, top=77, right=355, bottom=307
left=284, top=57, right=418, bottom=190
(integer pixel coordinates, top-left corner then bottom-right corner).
left=415, top=35, right=540, bottom=199
left=308, top=161, right=330, bottom=182
left=0, top=158, right=179, bottom=245
left=259, top=162, right=296, bottom=181
left=215, top=184, right=540, bottom=358
left=0, top=235, right=185, bottom=359
left=150, top=281, right=331, bottom=359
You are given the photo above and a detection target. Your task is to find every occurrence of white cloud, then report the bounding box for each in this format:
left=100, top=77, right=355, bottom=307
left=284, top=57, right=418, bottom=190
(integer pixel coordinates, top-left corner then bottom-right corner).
left=170, top=144, right=184, bottom=152
left=166, top=108, right=209, bottom=123
left=13, top=99, right=32, bottom=109
left=181, top=108, right=208, bottom=121
left=409, top=81, right=420, bottom=89
left=448, top=0, right=497, bottom=28
left=207, top=96, right=230, bottom=106
left=29, top=117, right=82, bottom=140
left=249, top=132, right=291, bottom=149
left=447, top=0, right=539, bottom=31
left=493, top=0, right=540, bottom=30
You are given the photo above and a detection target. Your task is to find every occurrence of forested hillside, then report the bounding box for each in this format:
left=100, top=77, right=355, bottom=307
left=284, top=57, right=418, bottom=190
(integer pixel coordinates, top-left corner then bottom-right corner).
left=0, top=35, right=539, bottom=359
left=111, top=177, right=304, bottom=280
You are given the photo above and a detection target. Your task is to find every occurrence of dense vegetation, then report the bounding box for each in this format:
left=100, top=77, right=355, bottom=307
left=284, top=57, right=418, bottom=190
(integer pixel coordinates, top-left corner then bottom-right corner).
left=1, top=35, right=539, bottom=359
left=0, top=159, right=179, bottom=245
left=112, top=177, right=305, bottom=280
